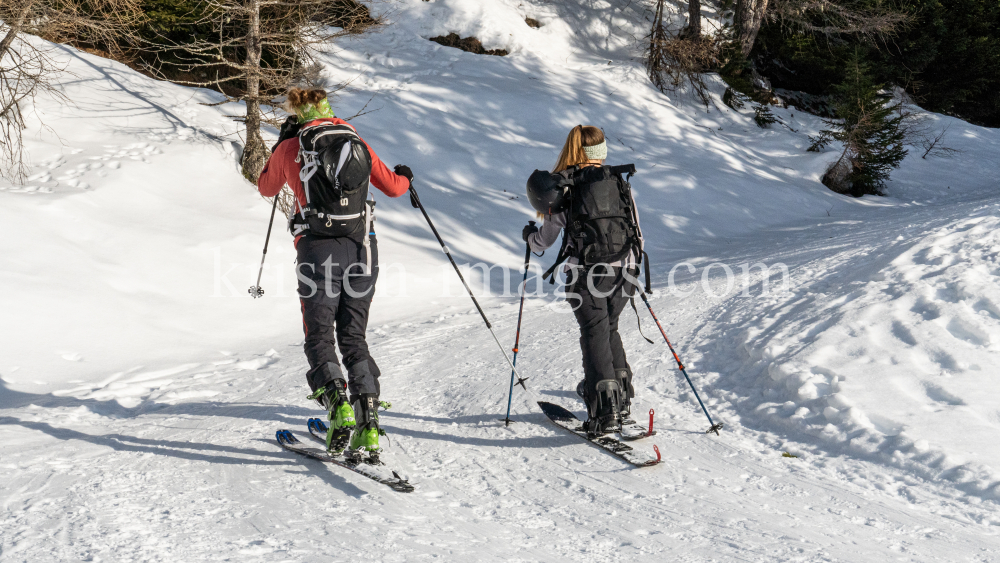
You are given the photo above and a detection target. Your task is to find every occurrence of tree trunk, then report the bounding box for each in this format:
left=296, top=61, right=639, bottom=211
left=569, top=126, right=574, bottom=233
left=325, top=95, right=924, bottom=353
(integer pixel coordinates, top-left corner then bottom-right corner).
left=647, top=0, right=668, bottom=89
left=0, top=1, right=36, bottom=63
left=240, top=0, right=268, bottom=182
left=734, top=0, right=769, bottom=57
left=687, top=0, right=701, bottom=37
left=821, top=147, right=854, bottom=194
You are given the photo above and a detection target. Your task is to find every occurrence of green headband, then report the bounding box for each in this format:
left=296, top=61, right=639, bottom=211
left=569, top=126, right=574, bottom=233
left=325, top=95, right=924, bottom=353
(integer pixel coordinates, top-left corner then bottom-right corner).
left=295, top=98, right=336, bottom=123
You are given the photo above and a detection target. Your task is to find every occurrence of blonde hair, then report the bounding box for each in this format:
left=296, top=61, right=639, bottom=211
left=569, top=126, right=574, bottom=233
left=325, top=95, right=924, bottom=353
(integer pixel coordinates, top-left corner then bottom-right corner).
left=553, top=125, right=605, bottom=172
left=283, top=87, right=327, bottom=112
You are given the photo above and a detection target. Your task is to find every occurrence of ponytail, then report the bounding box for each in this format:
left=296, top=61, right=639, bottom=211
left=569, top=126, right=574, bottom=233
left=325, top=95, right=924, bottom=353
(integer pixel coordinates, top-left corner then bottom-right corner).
left=553, top=125, right=605, bottom=172
left=284, top=87, right=334, bottom=123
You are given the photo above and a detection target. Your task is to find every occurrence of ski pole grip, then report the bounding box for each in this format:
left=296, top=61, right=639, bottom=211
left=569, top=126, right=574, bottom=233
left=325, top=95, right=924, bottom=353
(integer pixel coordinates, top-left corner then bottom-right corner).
left=648, top=409, right=654, bottom=437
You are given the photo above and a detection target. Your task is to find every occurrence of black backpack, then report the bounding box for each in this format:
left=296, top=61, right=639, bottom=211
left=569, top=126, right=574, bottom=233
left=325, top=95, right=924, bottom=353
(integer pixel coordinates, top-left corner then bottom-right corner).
left=543, top=164, right=649, bottom=290
left=290, top=123, right=373, bottom=239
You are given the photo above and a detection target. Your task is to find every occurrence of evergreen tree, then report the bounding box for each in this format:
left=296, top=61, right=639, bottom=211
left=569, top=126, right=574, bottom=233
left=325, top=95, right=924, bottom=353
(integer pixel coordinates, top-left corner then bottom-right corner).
left=812, top=54, right=908, bottom=196
left=753, top=0, right=1000, bottom=126
left=890, top=0, right=1000, bottom=125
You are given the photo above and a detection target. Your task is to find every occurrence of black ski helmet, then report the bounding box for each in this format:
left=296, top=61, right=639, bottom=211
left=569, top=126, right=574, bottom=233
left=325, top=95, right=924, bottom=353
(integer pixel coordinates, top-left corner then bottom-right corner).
left=526, top=169, right=569, bottom=215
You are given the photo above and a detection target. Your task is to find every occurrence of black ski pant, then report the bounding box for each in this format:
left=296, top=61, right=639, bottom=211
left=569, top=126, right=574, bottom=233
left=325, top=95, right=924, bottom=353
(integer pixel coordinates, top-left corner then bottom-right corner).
left=296, top=234, right=380, bottom=399
left=569, top=266, right=632, bottom=403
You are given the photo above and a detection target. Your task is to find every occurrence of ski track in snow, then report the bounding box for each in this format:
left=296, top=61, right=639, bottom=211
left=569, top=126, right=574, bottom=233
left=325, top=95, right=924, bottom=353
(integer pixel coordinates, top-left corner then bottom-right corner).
left=3, top=0, right=1000, bottom=560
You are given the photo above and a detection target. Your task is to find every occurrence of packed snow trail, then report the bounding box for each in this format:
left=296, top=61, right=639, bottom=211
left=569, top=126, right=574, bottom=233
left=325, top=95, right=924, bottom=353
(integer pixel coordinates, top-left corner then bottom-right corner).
left=4, top=195, right=1000, bottom=561
left=2, top=230, right=998, bottom=560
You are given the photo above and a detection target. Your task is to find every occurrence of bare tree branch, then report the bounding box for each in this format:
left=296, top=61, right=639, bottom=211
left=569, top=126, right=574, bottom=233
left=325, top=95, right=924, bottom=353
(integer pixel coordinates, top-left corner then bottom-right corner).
left=767, top=0, right=911, bottom=44
left=646, top=0, right=720, bottom=107
left=1, top=0, right=142, bottom=183
left=138, top=0, right=385, bottom=182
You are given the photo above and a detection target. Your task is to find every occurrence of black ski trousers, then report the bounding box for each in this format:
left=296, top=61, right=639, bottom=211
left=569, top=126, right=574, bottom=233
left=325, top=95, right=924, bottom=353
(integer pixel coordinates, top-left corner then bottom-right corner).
left=296, top=234, right=380, bottom=399
left=569, top=266, right=632, bottom=400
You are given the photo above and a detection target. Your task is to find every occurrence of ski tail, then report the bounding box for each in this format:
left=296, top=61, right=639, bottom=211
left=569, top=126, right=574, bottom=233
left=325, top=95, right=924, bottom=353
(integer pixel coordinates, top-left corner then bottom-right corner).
left=537, top=401, right=659, bottom=468
left=275, top=429, right=414, bottom=493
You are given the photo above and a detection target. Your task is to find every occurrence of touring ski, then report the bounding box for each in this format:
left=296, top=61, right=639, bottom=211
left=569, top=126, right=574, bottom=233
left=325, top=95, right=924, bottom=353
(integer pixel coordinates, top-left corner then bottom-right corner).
left=275, top=429, right=415, bottom=493
left=538, top=401, right=660, bottom=467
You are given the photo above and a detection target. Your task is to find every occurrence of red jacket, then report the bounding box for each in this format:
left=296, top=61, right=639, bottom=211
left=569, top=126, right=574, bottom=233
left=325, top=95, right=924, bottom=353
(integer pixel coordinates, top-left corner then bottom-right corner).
left=258, top=117, right=410, bottom=209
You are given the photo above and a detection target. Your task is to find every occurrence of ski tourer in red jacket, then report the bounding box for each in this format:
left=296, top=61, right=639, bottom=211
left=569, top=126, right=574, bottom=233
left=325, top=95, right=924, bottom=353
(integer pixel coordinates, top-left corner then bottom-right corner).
left=256, top=88, right=412, bottom=458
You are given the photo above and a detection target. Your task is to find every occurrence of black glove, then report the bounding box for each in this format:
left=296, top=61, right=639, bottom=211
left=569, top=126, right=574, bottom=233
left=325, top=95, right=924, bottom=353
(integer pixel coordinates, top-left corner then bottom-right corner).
left=522, top=223, right=539, bottom=242
left=272, top=116, right=300, bottom=152
left=394, top=164, right=413, bottom=184
left=395, top=165, right=417, bottom=207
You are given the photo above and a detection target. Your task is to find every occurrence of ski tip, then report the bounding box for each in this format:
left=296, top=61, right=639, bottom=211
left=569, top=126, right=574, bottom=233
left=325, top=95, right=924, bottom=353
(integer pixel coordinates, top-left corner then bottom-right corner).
left=307, top=418, right=328, bottom=434
left=276, top=429, right=300, bottom=445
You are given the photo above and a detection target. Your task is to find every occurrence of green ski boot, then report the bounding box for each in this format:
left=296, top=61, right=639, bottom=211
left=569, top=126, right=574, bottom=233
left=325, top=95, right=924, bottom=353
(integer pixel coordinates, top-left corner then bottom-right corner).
left=306, top=380, right=355, bottom=454
left=348, top=395, right=389, bottom=463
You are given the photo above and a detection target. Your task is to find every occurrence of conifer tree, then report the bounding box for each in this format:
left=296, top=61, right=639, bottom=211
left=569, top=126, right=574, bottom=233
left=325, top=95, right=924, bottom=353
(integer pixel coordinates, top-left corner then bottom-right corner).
left=811, top=54, right=907, bottom=196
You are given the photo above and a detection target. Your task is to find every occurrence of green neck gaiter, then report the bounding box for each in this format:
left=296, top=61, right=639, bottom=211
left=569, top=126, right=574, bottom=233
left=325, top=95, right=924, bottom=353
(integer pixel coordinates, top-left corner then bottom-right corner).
left=296, top=98, right=336, bottom=124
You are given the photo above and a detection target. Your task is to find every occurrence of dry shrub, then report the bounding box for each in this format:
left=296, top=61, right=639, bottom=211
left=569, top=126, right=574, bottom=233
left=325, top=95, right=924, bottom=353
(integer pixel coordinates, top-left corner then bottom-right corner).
left=647, top=33, right=720, bottom=106
left=274, top=187, right=298, bottom=217
left=429, top=33, right=508, bottom=56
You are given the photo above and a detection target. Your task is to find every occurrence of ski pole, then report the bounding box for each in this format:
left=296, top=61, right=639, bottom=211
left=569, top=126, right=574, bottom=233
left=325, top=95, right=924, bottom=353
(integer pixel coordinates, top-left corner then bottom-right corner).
left=502, top=223, right=535, bottom=426
left=638, top=291, right=723, bottom=436
left=409, top=185, right=528, bottom=388
left=249, top=194, right=279, bottom=299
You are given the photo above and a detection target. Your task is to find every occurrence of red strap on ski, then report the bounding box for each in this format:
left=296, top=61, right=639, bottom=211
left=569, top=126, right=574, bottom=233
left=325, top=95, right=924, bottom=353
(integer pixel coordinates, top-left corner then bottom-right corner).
left=653, top=444, right=661, bottom=462
left=647, top=409, right=655, bottom=437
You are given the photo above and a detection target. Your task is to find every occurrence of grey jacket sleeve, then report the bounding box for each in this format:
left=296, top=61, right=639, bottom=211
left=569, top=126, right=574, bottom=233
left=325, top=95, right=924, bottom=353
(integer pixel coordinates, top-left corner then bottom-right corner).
left=527, top=212, right=566, bottom=253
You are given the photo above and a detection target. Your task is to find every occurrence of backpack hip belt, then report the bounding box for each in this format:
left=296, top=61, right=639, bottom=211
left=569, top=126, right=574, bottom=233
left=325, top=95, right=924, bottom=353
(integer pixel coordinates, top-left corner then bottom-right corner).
left=290, top=200, right=376, bottom=272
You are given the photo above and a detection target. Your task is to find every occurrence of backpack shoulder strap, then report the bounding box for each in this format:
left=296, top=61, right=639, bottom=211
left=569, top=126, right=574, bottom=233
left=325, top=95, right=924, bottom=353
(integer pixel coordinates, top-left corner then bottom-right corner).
left=541, top=233, right=571, bottom=284
left=297, top=126, right=323, bottom=202
left=607, top=164, right=649, bottom=289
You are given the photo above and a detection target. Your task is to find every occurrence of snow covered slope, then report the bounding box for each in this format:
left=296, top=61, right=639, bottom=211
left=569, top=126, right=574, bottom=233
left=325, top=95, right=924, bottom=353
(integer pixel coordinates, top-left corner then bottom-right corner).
left=695, top=198, right=1000, bottom=500
left=2, top=0, right=1000, bottom=560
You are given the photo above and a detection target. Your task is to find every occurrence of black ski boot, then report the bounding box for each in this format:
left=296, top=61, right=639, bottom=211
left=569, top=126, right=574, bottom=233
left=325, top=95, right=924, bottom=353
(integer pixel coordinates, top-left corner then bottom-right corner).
left=616, top=368, right=636, bottom=424
left=584, top=379, right=624, bottom=438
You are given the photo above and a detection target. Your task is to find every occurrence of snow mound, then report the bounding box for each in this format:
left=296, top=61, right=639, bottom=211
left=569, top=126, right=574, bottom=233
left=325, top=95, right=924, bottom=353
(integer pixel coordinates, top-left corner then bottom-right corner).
left=700, top=202, right=1000, bottom=499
